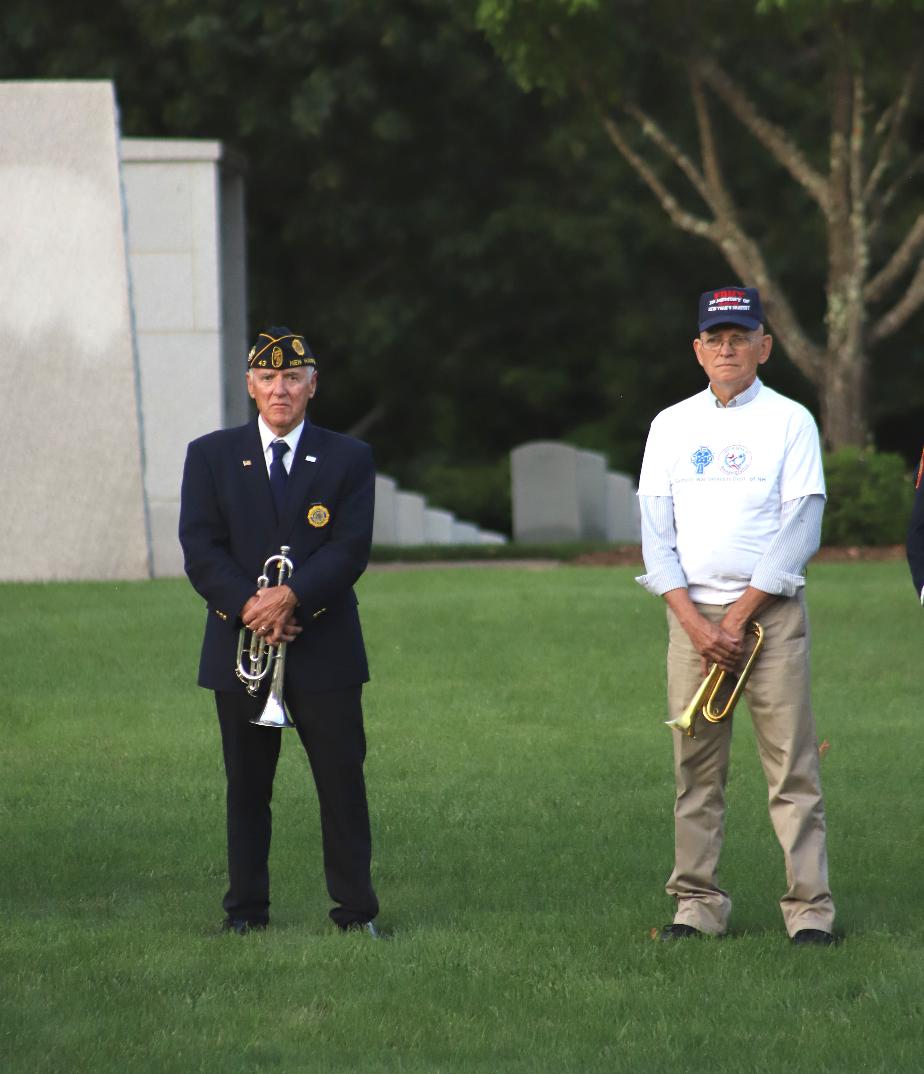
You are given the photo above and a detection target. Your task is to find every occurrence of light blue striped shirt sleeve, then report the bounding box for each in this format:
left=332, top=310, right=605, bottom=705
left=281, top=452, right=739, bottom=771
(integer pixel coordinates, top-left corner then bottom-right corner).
left=636, top=496, right=687, bottom=595
left=636, top=493, right=825, bottom=597
left=751, top=495, right=824, bottom=594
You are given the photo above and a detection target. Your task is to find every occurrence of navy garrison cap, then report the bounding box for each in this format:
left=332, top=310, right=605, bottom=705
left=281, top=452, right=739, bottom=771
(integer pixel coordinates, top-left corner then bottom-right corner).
left=247, top=327, right=316, bottom=370
left=698, top=287, right=764, bottom=332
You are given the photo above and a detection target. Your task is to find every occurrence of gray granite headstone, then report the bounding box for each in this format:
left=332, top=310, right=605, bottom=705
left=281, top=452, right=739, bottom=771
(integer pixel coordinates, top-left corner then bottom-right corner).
left=606, top=472, right=642, bottom=542
left=372, top=475, right=398, bottom=545
left=424, top=508, right=455, bottom=545
left=395, top=491, right=426, bottom=546
left=510, top=441, right=582, bottom=543
left=452, top=521, right=481, bottom=545
left=576, top=449, right=608, bottom=540
left=0, top=81, right=151, bottom=580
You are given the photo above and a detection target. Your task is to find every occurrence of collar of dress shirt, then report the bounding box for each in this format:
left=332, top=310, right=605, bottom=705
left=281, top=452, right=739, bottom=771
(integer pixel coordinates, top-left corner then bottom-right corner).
left=709, top=376, right=763, bottom=409
left=257, top=416, right=305, bottom=468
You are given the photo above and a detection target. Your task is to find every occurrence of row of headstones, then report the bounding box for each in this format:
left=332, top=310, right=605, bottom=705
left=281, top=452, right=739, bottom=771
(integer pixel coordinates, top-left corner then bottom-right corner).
left=511, top=441, right=641, bottom=544
left=372, top=475, right=508, bottom=547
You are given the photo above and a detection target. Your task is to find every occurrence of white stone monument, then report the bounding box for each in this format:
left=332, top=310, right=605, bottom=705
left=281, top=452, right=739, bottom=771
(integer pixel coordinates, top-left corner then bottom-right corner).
left=0, top=83, right=249, bottom=581
left=0, top=81, right=151, bottom=580
left=510, top=441, right=582, bottom=543
left=372, top=474, right=398, bottom=545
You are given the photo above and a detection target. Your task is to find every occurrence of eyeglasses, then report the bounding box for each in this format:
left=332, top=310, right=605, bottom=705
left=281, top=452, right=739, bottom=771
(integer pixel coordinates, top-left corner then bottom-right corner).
left=699, top=333, right=760, bottom=352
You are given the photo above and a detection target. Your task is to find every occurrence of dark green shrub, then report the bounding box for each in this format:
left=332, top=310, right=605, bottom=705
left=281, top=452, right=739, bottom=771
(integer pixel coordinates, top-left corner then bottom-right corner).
left=415, top=458, right=511, bottom=534
left=821, top=448, right=915, bottom=546
left=369, top=541, right=616, bottom=563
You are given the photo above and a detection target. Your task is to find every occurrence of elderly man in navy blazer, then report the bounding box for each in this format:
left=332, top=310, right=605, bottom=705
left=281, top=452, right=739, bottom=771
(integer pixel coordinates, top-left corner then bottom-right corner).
left=179, top=327, right=380, bottom=936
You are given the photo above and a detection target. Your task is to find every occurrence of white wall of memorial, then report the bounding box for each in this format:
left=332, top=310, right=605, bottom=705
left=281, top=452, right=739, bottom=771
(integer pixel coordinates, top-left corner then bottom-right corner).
left=0, top=83, right=249, bottom=581
left=0, top=81, right=151, bottom=581
left=121, top=137, right=248, bottom=577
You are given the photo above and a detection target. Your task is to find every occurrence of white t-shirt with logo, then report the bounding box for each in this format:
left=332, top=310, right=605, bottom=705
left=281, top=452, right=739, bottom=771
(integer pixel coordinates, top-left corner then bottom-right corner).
left=637, top=383, right=825, bottom=603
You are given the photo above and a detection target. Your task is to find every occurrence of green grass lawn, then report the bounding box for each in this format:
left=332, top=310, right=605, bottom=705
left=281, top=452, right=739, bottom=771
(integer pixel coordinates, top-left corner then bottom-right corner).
left=1, top=562, right=922, bottom=1073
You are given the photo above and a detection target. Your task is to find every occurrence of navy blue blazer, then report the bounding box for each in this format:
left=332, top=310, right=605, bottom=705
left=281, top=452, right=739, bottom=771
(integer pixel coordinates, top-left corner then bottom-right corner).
left=179, top=419, right=373, bottom=692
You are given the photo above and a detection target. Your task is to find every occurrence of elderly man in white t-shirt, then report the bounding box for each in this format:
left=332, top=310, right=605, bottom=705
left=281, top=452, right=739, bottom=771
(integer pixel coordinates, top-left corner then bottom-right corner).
left=637, top=286, right=836, bottom=946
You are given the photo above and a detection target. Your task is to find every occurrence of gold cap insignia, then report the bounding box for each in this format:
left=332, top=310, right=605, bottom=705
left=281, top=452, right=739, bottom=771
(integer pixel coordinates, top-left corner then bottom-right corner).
left=247, top=329, right=315, bottom=369
left=307, top=504, right=331, bottom=528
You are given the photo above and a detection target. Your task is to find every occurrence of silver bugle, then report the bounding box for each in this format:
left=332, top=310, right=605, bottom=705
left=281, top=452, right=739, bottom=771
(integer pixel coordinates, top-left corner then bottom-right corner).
left=235, top=545, right=296, bottom=728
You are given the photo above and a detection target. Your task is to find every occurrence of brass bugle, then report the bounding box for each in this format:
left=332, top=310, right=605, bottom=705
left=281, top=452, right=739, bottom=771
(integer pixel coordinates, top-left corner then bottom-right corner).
left=666, top=621, right=764, bottom=739
left=666, top=664, right=725, bottom=739
left=235, top=545, right=296, bottom=728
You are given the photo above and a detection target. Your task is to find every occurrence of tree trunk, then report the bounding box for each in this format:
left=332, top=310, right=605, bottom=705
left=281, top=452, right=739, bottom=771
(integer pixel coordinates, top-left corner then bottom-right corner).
left=816, top=340, right=869, bottom=450
left=821, top=246, right=870, bottom=448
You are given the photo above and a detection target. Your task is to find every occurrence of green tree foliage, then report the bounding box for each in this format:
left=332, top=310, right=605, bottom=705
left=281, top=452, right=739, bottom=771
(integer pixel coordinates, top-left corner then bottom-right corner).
left=3, top=1, right=923, bottom=531
left=3, top=0, right=722, bottom=502
left=477, top=0, right=924, bottom=451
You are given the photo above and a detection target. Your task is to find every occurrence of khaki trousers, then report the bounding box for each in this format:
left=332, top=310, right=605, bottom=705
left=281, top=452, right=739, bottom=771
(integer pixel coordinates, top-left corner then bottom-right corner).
left=665, top=594, right=834, bottom=936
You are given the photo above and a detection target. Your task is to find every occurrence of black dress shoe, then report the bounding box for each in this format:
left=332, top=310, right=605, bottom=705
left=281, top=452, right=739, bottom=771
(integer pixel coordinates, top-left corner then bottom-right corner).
left=791, top=928, right=837, bottom=946
left=338, top=920, right=384, bottom=939
left=659, top=923, right=703, bottom=942
left=221, top=917, right=268, bottom=936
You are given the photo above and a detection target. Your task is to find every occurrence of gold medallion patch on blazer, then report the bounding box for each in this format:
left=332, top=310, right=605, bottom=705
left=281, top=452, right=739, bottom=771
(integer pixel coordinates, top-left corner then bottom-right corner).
left=307, top=504, right=331, bottom=528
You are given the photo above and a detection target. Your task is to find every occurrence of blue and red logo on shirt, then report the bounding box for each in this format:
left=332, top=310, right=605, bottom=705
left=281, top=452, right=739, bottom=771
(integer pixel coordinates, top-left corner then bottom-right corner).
left=721, top=445, right=751, bottom=475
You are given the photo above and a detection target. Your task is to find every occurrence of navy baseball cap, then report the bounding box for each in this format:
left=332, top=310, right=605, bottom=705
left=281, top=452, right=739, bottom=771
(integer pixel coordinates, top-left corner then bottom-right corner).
left=698, top=286, right=764, bottom=332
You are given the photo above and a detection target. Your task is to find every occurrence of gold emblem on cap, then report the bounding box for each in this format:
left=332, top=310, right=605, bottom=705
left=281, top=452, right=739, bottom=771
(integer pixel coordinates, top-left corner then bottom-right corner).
left=272, top=346, right=283, bottom=368
left=293, top=339, right=305, bottom=356
left=248, top=346, right=257, bottom=363
left=307, top=504, right=331, bottom=528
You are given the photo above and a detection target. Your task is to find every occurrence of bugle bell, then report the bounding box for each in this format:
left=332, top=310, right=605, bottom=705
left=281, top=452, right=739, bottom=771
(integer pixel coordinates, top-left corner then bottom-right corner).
left=235, top=545, right=296, bottom=728
left=666, top=621, right=764, bottom=739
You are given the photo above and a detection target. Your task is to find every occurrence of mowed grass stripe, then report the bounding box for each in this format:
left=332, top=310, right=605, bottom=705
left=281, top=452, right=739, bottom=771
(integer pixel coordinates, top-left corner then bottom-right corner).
left=1, top=563, right=921, bottom=1073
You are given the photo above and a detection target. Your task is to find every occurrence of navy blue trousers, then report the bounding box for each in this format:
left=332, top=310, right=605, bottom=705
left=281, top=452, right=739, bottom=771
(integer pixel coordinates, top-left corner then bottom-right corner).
left=214, top=685, right=378, bottom=928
